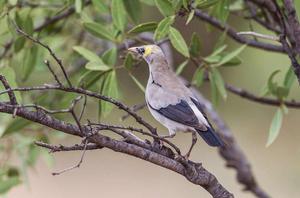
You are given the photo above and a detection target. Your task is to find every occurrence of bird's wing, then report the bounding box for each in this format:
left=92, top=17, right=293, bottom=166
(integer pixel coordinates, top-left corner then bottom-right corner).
left=147, top=99, right=201, bottom=128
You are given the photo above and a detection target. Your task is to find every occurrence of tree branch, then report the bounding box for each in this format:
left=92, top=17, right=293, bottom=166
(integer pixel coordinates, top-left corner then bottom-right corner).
left=0, top=101, right=233, bottom=198
left=193, top=9, right=285, bottom=53
left=283, top=0, right=300, bottom=54
left=226, top=84, right=300, bottom=108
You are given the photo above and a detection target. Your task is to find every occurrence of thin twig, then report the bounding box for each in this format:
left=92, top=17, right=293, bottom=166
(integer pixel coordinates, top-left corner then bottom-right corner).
left=0, top=75, right=17, bottom=105
left=121, top=103, right=147, bottom=120
left=14, top=24, right=72, bottom=87
left=44, top=60, right=62, bottom=86
left=193, top=9, right=285, bottom=53
left=79, top=95, right=87, bottom=122
left=89, top=122, right=181, bottom=155
left=35, top=141, right=101, bottom=152
left=52, top=139, right=88, bottom=176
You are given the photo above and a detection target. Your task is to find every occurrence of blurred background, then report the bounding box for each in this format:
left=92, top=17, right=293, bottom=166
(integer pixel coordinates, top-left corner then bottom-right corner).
left=1, top=0, right=300, bottom=197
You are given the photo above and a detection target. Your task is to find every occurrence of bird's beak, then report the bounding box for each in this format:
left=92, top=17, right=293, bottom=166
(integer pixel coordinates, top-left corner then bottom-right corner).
left=127, top=47, right=138, bottom=54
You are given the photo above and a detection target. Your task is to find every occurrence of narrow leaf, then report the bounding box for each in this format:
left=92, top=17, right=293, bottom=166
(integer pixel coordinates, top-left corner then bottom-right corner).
left=124, top=53, right=134, bottom=70
left=189, top=32, right=201, bottom=57
left=283, top=67, right=295, bottom=90
left=99, top=71, right=119, bottom=117
left=3, top=118, right=31, bottom=137
left=73, top=46, right=102, bottom=62
left=23, top=45, right=38, bottom=81
left=154, top=16, right=175, bottom=41
left=186, top=10, right=195, bottom=25
left=268, top=70, right=280, bottom=95
left=266, top=109, right=283, bottom=147
left=92, top=0, right=109, bottom=13
left=75, top=0, right=82, bottom=13
left=215, top=45, right=246, bottom=66
left=210, top=68, right=227, bottom=99
left=85, top=61, right=110, bottom=71
left=192, top=67, right=205, bottom=87
left=169, top=26, right=190, bottom=57
left=209, top=72, right=219, bottom=107
left=111, top=0, right=127, bottom=32
left=124, top=0, right=141, bottom=24
left=175, top=60, right=188, bottom=75
left=83, top=22, right=114, bottom=41
left=130, top=74, right=145, bottom=92
left=102, top=47, right=117, bottom=66
left=154, top=0, right=174, bottom=16
left=128, top=22, right=157, bottom=34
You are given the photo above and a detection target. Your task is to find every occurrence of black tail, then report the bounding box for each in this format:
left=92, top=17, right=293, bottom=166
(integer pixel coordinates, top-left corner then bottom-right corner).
left=196, top=127, right=224, bottom=147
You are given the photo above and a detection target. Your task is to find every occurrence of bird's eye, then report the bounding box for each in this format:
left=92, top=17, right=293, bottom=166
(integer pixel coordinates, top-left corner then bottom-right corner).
left=136, top=47, right=145, bottom=55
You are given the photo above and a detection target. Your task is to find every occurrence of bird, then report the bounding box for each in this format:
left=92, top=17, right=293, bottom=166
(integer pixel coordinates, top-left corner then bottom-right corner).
left=128, top=45, right=224, bottom=158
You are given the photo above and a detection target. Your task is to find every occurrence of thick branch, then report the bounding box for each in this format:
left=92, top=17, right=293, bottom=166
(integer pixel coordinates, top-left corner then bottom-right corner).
left=283, top=0, right=300, bottom=54
left=189, top=88, right=270, bottom=198
left=0, top=102, right=233, bottom=198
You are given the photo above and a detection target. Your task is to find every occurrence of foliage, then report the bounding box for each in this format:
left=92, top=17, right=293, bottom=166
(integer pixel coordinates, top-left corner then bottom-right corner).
left=0, top=0, right=299, bottom=195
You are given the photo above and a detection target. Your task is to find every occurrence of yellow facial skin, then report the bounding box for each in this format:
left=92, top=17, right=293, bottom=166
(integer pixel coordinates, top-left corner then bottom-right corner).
left=143, top=46, right=152, bottom=58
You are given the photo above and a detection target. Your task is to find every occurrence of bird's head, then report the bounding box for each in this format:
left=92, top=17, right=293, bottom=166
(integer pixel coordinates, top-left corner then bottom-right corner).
left=128, top=45, right=166, bottom=65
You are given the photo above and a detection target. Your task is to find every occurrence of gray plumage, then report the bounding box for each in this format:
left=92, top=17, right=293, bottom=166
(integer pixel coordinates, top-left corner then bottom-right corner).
left=128, top=45, right=224, bottom=154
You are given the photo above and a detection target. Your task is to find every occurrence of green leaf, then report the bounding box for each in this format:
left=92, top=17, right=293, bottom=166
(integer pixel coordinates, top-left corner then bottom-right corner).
left=85, top=61, right=110, bottom=71
left=23, top=15, right=33, bottom=36
left=268, top=70, right=280, bottom=95
left=214, top=31, right=227, bottom=50
left=192, top=67, right=205, bottom=87
left=23, top=45, right=38, bottom=81
left=14, top=37, right=26, bottom=53
left=92, top=0, right=109, bottom=13
left=186, top=10, right=195, bottom=25
left=102, top=47, right=117, bottom=66
left=283, top=67, right=295, bottom=90
left=140, top=0, right=155, bottom=6
left=124, top=0, right=141, bottom=24
left=210, top=45, right=227, bottom=57
left=79, top=71, right=107, bottom=89
left=276, top=86, right=289, bottom=99
left=2, top=118, right=31, bottom=137
left=266, top=109, right=283, bottom=147
left=189, top=32, right=201, bottom=57
left=211, top=0, right=230, bottom=23
left=169, top=26, right=190, bottom=57
left=154, top=0, right=174, bottom=16
left=215, top=45, right=246, bottom=66
left=99, top=71, right=119, bottom=117
left=154, top=15, right=175, bottom=41
left=124, top=53, right=134, bottom=70
left=222, top=56, right=242, bottom=66
left=83, top=22, right=115, bottom=41
left=6, top=15, right=16, bottom=37
left=210, top=68, right=227, bottom=99
left=128, top=22, right=158, bottom=34
left=75, top=0, right=83, bottom=13
left=73, top=46, right=102, bottom=62
left=175, top=60, right=188, bottom=75
left=209, top=73, right=219, bottom=107
left=0, top=176, right=21, bottom=194
left=196, top=0, right=220, bottom=9
left=130, top=74, right=145, bottom=92
left=111, top=0, right=127, bottom=32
